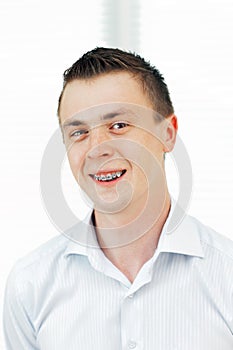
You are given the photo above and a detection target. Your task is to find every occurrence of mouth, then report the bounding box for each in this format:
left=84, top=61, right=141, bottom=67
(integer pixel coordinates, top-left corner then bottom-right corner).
left=89, top=169, right=127, bottom=183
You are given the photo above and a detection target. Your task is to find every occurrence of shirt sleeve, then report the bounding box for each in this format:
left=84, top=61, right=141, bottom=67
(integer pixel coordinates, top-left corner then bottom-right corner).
left=3, top=267, right=39, bottom=350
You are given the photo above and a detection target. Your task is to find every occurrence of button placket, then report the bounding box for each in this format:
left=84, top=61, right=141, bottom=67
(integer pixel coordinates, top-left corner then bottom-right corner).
left=120, top=289, right=143, bottom=350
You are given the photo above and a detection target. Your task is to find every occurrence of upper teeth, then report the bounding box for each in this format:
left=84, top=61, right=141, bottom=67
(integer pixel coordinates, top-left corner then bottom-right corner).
left=94, top=171, right=123, bottom=181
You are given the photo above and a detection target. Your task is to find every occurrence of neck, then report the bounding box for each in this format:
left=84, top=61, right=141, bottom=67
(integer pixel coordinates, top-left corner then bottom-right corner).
left=94, top=192, right=171, bottom=283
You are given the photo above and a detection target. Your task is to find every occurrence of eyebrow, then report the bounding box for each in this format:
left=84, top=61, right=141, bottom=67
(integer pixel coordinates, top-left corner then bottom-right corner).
left=62, top=119, right=85, bottom=128
left=102, top=111, right=125, bottom=120
left=62, top=109, right=135, bottom=129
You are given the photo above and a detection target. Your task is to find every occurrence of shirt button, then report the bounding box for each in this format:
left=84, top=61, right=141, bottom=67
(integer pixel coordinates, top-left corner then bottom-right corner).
left=128, top=340, right=137, bottom=349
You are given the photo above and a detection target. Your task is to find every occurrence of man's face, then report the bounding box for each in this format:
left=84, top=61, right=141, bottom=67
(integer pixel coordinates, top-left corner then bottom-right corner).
left=59, top=72, right=174, bottom=215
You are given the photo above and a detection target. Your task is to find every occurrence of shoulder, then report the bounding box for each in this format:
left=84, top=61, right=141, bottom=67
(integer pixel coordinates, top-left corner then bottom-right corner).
left=184, top=214, right=233, bottom=289
left=189, top=215, right=233, bottom=261
left=5, top=234, right=70, bottom=298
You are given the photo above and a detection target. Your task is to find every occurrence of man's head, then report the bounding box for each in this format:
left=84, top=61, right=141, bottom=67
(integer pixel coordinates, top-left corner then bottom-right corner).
left=58, top=47, right=177, bottom=221
left=57, top=47, right=174, bottom=123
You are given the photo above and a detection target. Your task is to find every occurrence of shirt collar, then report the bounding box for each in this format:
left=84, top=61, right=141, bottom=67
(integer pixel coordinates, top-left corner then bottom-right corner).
left=157, top=198, right=204, bottom=258
left=63, top=211, right=99, bottom=258
left=64, top=198, right=204, bottom=259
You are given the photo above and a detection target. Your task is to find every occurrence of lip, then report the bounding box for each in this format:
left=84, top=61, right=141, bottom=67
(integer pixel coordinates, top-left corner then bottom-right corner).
left=89, top=169, right=127, bottom=186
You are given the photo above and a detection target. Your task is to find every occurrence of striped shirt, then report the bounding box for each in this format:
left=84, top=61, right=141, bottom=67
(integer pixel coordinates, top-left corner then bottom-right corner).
left=3, top=202, right=233, bottom=349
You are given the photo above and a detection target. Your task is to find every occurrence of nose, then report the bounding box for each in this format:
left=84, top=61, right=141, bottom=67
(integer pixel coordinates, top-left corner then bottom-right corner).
left=87, top=126, right=114, bottom=159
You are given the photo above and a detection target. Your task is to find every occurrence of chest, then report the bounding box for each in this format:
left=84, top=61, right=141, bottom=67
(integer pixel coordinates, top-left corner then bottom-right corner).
left=34, top=262, right=233, bottom=350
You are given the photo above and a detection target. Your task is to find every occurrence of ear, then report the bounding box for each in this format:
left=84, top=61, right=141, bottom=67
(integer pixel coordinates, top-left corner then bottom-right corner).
left=163, top=114, right=178, bottom=152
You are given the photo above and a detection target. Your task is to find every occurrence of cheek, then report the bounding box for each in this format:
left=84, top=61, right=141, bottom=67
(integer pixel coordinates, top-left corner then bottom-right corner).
left=145, top=134, right=164, bottom=159
left=137, top=133, right=163, bottom=159
left=67, top=146, right=86, bottom=179
left=135, top=135, right=164, bottom=178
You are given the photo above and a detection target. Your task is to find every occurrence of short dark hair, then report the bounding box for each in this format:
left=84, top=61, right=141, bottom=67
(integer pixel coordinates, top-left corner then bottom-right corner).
left=57, top=47, right=174, bottom=121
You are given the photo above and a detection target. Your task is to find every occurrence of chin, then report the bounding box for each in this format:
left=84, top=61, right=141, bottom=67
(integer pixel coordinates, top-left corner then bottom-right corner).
left=92, top=195, right=132, bottom=215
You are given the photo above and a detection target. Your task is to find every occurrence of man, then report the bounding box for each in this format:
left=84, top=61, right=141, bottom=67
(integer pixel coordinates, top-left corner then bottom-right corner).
left=4, top=47, right=233, bottom=349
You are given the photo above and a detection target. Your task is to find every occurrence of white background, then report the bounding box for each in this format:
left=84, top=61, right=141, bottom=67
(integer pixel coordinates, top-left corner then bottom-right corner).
left=1, top=0, right=233, bottom=348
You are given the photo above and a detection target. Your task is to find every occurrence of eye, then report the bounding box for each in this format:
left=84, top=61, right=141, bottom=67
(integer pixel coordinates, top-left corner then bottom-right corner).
left=110, top=122, right=129, bottom=132
left=70, top=129, right=89, bottom=140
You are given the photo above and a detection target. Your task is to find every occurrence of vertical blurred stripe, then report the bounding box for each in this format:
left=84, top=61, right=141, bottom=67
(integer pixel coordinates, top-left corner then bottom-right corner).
left=101, top=0, right=140, bottom=51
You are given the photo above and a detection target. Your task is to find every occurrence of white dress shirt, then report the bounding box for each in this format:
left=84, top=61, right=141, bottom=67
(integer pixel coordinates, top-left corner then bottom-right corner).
left=3, top=200, right=233, bottom=349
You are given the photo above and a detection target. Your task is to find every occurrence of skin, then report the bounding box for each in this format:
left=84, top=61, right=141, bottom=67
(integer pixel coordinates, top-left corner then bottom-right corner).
left=59, top=71, right=177, bottom=282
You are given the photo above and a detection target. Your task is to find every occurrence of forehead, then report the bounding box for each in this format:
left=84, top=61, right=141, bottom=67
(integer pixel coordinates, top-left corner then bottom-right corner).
left=59, top=72, right=153, bottom=123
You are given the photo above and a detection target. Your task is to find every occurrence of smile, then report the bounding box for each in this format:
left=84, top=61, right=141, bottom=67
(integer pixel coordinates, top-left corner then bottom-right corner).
left=90, top=169, right=127, bottom=182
